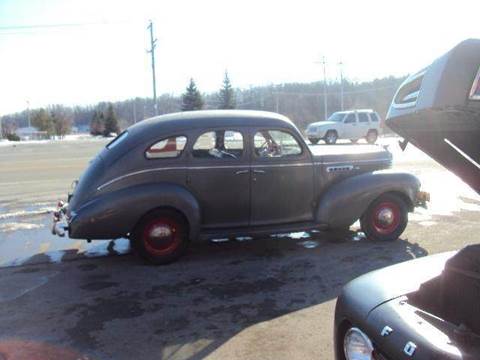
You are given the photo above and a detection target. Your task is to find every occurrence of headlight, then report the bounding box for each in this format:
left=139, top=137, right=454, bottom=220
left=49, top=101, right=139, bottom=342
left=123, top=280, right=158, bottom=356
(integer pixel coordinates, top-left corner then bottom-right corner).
left=343, top=327, right=374, bottom=360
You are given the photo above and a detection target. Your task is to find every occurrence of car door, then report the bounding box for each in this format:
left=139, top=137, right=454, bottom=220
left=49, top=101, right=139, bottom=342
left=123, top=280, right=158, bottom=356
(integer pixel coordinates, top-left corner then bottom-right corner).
left=187, top=128, right=250, bottom=229
left=357, top=112, right=371, bottom=137
left=342, top=112, right=359, bottom=138
left=250, top=128, right=315, bottom=226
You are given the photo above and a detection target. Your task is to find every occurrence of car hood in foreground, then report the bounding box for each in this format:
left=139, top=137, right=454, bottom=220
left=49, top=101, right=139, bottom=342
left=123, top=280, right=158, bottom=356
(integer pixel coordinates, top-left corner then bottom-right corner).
left=339, top=252, right=455, bottom=319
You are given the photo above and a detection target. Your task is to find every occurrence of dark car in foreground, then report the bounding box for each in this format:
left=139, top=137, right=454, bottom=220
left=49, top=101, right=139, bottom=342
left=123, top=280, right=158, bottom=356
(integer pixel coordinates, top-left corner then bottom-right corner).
left=52, top=110, right=426, bottom=264
left=334, top=39, right=480, bottom=359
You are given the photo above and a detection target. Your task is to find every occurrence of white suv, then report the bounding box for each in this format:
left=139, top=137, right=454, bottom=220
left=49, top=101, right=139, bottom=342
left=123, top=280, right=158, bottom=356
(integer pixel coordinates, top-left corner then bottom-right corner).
left=306, top=109, right=381, bottom=144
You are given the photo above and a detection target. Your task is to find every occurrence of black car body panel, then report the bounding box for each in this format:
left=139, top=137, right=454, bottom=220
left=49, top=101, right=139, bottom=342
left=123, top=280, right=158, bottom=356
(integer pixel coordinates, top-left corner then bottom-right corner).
left=334, top=39, right=480, bottom=359
left=57, top=110, right=421, bottom=241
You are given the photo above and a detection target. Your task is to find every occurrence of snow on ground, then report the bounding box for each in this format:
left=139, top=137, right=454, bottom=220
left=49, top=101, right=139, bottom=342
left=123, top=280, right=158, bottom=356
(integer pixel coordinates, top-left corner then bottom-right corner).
left=0, top=134, right=105, bottom=147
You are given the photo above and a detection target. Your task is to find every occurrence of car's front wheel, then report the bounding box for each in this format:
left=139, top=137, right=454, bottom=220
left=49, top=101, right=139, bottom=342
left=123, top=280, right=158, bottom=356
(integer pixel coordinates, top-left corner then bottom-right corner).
left=324, top=130, right=338, bottom=144
left=131, top=209, right=189, bottom=265
left=309, top=137, right=319, bottom=145
left=360, top=193, right=408, bottom=241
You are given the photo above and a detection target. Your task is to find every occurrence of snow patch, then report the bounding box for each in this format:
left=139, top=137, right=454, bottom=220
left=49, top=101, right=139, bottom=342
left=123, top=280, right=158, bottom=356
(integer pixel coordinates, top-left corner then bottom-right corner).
left=272, top=232, right=310, bottom=239
left=46, top=250, right=65, bottom=263
left=113, top=238, right=130, bottom=254
left=298, top=240, right=319, bottom=249
left=0, top=222, right=43, bottom=232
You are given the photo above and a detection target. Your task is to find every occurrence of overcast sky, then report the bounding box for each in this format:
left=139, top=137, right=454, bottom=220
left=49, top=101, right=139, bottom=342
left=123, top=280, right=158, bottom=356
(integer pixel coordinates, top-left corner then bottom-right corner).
left=0, top=0, right=478, bottom=115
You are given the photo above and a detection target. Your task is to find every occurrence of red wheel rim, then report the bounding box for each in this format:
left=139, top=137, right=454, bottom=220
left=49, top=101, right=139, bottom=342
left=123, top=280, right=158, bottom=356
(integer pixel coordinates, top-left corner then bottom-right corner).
left=142, top=218, right=181, bottom=256
left=371, top=201, right=401, bottom=235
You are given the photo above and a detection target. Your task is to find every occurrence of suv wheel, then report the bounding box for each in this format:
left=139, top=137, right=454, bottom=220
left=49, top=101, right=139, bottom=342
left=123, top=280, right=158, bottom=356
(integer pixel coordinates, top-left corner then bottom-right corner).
left=360, top=193, right=408, bottom=241
left=309, top=138, right=319, bottom=145
left=131, top=209, right=189, bottom=265
left=325, top=130, right=338, bottom=144
left=366, top=130, right=378, bottom=144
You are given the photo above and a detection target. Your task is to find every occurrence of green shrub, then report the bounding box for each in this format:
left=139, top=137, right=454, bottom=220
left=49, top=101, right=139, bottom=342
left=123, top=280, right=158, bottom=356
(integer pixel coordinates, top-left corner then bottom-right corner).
left=6, top=133, right=20, bottom=141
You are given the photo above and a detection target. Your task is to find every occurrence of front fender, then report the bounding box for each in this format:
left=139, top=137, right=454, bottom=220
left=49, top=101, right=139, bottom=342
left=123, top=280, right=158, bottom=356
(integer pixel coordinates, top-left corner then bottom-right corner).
left=316, top=170, right=421, bottom=228
left=69, top=183, right=200, bottom=241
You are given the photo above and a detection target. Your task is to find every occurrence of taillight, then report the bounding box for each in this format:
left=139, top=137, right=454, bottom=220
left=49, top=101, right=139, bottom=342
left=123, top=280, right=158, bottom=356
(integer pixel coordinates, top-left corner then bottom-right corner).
left=469, top=66, right=480, bottom=100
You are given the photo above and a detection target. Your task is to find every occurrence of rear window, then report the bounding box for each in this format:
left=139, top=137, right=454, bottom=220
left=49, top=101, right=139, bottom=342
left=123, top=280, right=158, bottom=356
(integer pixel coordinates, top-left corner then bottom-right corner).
left=106, top=131, right=128, bottom=149
left=358, top=113, right=369, bottom=123
left=146, top=136, right=187, bottom=159
left=369, top=113, right=380, bottom=122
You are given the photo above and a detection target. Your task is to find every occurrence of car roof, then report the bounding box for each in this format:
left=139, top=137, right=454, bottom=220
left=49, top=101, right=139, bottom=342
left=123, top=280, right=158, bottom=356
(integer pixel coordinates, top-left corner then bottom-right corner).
left=336, top=109, right=376, bottom=114
left=127, top=110, right=297, bottom=136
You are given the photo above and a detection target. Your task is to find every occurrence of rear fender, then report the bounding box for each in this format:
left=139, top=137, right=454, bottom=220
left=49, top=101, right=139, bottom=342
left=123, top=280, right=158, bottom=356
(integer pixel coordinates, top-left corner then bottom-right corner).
left=69, top=183, right=200, bottom=241
left=316, top=170, right=420, bottom=228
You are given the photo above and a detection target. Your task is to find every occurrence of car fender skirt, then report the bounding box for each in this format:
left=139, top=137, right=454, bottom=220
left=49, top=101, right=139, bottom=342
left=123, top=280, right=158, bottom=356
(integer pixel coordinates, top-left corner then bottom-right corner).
left=316, top=170, right=420, bottom=228
left=69, top=183, right=200, bottom=241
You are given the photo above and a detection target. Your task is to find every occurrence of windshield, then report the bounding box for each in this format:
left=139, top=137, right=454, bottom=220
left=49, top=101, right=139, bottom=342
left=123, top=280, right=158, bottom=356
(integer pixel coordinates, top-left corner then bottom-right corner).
left=327, top=112, right=346, bottom=122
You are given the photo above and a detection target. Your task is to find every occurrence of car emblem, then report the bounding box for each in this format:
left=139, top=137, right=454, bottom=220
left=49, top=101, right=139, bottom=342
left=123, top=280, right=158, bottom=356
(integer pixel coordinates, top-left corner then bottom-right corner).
left=404, top=341, right=417, bottom=357
left=381, top=326, right=393, bottom=337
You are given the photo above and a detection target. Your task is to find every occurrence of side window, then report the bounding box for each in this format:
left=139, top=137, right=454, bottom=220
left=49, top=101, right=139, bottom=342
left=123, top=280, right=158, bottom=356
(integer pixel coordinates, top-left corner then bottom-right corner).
left=358, top=113, right=369, bottom=123
left=254, top=130, right=302, bottom=158
left=192, top=130, right=244, bottom=159
left=146, top=136, right=187, bottom=159
left=369, top=113, right=379, bottom=122
left=344, top=113, right=356, bottom=124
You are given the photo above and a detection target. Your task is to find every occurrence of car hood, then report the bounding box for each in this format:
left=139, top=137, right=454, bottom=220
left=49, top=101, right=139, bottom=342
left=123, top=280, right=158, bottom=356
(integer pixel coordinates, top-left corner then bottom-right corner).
left=340, top=252, right=455, bottom=319
left=313, top=121, right=337, bottom=127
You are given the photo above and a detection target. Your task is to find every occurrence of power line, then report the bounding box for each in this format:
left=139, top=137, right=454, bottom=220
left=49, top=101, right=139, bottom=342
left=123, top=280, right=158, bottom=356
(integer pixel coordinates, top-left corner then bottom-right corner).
left=0, top=21, right=131, bottom=36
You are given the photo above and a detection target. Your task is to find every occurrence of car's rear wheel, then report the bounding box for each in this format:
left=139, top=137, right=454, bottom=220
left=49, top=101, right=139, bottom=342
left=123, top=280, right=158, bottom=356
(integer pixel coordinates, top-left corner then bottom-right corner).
left=366, top=130, right=378, bottom=144
left=360, top=193, right=408, bottom=241
left=309, top=137, right=319, bottom=145
left=325, top=130, right=338, bottom=144
left=131, top=209, right=189, bottom=265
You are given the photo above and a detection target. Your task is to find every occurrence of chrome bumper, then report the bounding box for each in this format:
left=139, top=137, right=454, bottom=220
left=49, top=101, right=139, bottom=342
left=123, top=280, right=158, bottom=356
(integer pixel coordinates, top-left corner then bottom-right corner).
left=51, top=201, right=69, bottom=237
left=415, top=190, right=430, bottom=208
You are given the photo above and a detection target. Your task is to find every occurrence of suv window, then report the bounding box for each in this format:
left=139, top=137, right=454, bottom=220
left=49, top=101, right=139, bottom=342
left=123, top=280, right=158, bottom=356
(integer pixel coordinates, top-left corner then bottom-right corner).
left=192, top=130, right=244, bottom=159
left=369, top=113, right=379, bottom=122
left=254, top=130, right=302, bottom=158
left=146, top=135, right=186, bottom=159
left=358, top=113, right=369, bottom=123
left=344, top=113, right=356, bottom=124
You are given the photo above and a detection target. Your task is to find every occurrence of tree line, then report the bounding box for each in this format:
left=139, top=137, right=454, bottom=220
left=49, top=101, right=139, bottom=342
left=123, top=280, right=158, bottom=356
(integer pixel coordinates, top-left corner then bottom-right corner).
left=1, top=71, right=405, bottom=138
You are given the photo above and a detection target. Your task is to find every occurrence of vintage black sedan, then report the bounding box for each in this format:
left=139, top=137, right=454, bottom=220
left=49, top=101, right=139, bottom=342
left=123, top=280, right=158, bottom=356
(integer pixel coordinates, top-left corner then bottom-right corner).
left=334, top=39, right=480, bottom=360
left=53, top=110, right=426, bottom=264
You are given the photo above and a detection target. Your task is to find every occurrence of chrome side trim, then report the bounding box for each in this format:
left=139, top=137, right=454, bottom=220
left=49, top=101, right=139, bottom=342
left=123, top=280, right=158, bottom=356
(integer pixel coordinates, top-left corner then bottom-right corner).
left=316, top=158, right=391, bottom=165
left=97, top=158, right=391, bottom=191
left=469, top=66, right=480, bottom=100
left=97, top=166, right=189, bottom=190
left=97, top=162, right=313, bottom=190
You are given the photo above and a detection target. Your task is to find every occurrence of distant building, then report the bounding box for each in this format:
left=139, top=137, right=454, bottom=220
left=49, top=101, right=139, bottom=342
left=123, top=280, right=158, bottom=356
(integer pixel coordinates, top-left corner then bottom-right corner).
left=15, top=126, right=48, bottom=140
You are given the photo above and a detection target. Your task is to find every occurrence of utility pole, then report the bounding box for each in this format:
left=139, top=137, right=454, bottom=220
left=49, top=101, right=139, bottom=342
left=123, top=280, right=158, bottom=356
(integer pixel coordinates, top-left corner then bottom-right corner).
left=147, top=20, right=158, bottom=116
left=27, top=100, right=31, bottom=128
left=338, top=61, right=344, bottom=111
left=315, top=56, right=328, bottom=121
left=133, top=100, right=137, bottom=123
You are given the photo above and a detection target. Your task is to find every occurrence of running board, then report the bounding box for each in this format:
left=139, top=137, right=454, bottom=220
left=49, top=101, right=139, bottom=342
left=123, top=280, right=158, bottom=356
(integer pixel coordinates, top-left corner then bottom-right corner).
left=198, top=222, right=328, bottom=241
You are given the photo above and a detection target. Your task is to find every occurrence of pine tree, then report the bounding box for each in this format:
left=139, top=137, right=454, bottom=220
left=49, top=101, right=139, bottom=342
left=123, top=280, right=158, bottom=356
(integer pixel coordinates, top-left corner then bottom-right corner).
left=181, top=78, right=204, bottom=111
left=217, top=71, right=236, bottom=109
left=90, top=110, right=104, bottom=136
left=31, top=108, right=54, bottom=136
left=103, top=104, right=120, bottom=136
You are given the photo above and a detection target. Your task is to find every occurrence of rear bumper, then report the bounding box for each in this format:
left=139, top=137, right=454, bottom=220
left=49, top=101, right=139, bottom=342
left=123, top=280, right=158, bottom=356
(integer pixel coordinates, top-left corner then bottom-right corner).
left=51, top=201, right=70, bottom=237
left=415, top=190, right=430, bottom=208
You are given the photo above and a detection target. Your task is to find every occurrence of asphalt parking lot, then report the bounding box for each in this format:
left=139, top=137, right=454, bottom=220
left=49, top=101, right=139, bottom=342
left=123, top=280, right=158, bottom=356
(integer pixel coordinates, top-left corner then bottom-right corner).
left=1, top=137, right=480, bottom=359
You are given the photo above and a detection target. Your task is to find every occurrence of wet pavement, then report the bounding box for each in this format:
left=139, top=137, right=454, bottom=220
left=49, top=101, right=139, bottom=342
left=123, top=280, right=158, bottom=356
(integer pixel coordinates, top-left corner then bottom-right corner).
left=1, top=137, right=480, bottom=359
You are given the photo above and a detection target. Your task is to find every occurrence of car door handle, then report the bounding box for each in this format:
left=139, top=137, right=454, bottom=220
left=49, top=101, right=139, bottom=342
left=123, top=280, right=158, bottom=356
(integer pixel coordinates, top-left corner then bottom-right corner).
left=253, top=169, right=266, bottom=174
left=235, top=169, right=249, bottom=175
